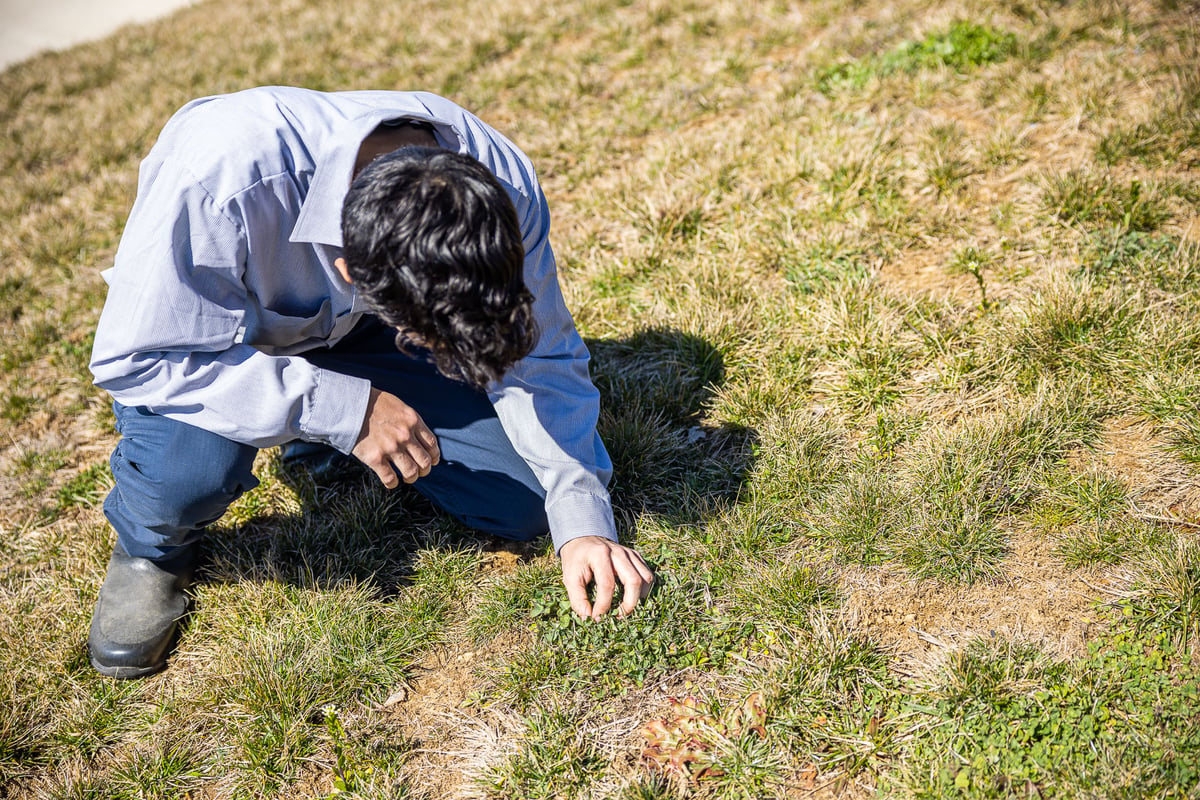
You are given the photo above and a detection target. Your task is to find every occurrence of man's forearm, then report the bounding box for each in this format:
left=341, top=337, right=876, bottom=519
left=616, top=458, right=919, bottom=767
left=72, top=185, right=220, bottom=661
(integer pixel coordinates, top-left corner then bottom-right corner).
left=91, top=347, right=372, bottom=452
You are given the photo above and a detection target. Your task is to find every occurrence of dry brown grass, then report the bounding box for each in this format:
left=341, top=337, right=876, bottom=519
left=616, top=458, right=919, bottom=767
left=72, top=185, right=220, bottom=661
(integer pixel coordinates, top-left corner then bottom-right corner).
left=2, top=0, right=1200, bottom=797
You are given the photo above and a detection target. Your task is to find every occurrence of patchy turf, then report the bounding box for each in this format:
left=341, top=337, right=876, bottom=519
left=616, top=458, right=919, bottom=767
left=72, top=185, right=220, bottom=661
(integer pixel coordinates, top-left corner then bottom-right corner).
left=2, top=0, right=1199, bottom=797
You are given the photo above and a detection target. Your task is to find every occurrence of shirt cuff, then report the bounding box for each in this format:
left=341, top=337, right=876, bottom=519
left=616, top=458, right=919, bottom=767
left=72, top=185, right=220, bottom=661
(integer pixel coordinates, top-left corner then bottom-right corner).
left=303, top=367, right=372, bottom=454
left=546, top=492, right=619, bottom=555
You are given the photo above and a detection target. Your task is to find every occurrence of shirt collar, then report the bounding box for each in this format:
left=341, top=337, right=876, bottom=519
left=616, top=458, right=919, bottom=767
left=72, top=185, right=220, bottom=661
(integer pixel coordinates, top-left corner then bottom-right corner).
left=289, top=109, right=464, bottom=248
left=288, top=115, right=377, bottom=248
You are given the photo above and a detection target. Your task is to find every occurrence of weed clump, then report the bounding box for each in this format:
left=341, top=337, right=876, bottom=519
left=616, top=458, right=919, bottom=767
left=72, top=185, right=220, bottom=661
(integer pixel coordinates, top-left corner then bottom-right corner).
left=1042, top=171, right=1171, bottom=233
left=817, top=21, right=1019, bottom=94
left=1122, top=539, right=1200, bottom=649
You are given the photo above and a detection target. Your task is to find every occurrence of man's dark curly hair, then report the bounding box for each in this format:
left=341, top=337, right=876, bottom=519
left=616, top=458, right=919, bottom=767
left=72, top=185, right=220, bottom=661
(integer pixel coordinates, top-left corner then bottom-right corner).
left=341, top=146, right=536, bottom=389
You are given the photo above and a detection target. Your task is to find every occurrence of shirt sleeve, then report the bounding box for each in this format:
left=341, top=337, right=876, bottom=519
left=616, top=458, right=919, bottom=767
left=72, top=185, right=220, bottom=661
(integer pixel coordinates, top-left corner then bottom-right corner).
left=489, top=183, right=619, bottom=554
left=89, top=158, right=372, bottom=454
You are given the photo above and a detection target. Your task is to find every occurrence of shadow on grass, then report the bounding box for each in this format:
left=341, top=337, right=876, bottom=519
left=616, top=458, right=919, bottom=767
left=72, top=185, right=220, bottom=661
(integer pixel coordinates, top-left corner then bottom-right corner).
left=197, top=474, right=498, bottom=595
left=196, top=326, right=755, bottom=592
left=586, top=327, right=757, bottom=535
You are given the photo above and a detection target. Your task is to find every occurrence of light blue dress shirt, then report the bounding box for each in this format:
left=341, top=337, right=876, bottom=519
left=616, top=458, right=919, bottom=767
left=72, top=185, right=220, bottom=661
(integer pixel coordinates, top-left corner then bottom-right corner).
left=90, top=86, right=616, bottom=551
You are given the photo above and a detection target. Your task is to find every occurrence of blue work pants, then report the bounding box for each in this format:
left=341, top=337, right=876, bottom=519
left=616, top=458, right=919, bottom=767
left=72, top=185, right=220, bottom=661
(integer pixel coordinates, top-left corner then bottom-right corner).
left=102, top=318, right=549, bottom=561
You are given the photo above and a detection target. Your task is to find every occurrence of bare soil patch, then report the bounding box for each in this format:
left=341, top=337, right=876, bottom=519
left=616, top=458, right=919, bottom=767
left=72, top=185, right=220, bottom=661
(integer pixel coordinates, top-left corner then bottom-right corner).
left=840, top=528, right=1103, bottom=667
left=1091, top=417, right=1200, bottom=521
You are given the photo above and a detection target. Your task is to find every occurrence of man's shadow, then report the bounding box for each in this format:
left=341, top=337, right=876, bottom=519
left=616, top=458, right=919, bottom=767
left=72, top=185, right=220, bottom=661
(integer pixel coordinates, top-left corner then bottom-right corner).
left=586, top=328, right=755, bottom=533
left=197, top=327, right=755, bottom=593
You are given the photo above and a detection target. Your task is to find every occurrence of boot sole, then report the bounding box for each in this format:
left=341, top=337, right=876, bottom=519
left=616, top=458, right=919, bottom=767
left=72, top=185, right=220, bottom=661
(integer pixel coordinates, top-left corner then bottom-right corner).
left=90, top=654, right=168, bottom=679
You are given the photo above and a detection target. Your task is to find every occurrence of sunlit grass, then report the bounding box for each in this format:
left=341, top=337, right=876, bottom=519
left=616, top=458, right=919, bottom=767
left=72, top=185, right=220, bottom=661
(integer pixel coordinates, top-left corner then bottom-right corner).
left=2, top=0, right=1198, bottom=796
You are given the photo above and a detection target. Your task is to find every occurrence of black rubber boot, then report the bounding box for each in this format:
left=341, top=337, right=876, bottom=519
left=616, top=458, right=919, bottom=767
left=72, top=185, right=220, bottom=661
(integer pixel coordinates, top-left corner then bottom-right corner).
left=88, top=543, right=196, bottom=679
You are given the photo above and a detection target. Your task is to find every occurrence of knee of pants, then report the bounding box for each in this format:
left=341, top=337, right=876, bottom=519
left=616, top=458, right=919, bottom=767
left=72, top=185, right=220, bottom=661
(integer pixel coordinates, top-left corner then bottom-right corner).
left=108, top=426, right=258, bottom=533
left=478, top=492, right=550, bottom=543
left=423, top=477, right=549, bottom=543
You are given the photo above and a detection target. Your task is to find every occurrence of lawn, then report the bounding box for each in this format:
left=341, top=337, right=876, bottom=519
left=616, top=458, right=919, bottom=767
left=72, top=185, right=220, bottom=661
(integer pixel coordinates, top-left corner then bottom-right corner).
left=1, top=0, right=1199, bottom=797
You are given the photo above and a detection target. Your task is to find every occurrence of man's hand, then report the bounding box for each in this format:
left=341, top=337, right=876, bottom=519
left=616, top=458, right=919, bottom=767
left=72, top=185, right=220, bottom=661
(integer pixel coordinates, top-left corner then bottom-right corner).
left=352, top=387, right=440, bottom=488
left=559, top=536, right=655, bottom=620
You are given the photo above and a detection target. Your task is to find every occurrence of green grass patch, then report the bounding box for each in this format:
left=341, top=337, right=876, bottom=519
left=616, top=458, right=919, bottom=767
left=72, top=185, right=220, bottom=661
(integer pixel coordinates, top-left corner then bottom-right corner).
left=105, top=741, right=212, bottom=800
left=1042, top=171, right=1172, bottom=233
left=1121, top=539, right=1200, bottom=649
left=1078, top=229, right=1199, bottom=292
left=812, top=398, right=1097, bottom=582
left=817, top=21, right=1019, bottom=95
left=191, top=580, right=438, bottom=794
left=494, top=570, right=752, bottom=701
left=731, top=560, right=837, bottom=637
left=1028, top=468, right=1165, bottom=567
left=54, top=462, right=112, bottom=511
left=808, top=280, right=923, bottom=415
left=1136, top=373, right=1200, bottom=467
left=812, top=465, right=902, bottom=566
left=752, top=622, right=900, bottom=777
left=481, top=704, right=606, bottom=800
left=996, top=278, right=1148, bottom=389
left=1054, top=516, right=1161, bottom=568
left=467, top=556, right=560, bottom=640
left=1096, top=74, right=1200, bottom=168
left=894, top=631, right=1200, bottom=798
left=781, top=244, right=871, bottom=295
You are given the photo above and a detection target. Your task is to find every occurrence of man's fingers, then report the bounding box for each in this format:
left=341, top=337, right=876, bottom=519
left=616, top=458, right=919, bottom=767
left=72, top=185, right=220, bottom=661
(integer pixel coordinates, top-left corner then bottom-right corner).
left=564, top=566, right=594, bottom=619
left=635, top=558, right=655, bottom=598
left=365, top=446, right=433, bottom=488
left=614, top=553, right=654, bottom=616
left=405, top=443, right=435, bottom=476
left=396, top=442, right=446, bottom=483
left=368, top=457, right=400, bottom=489
left=353, top=389, right=441, bottom=485
left=417, top=427, right=441, bottom=465
left=558, top=537, right=657, bottom=619
left=590, top=566, right=617, bottom=619
left=395, top=420, right=438, bottom=479
left=404, top=418, right=440, bottom=470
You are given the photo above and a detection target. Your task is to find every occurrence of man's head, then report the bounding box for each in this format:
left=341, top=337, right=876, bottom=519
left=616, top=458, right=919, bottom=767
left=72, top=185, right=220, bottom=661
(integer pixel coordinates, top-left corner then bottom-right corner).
left=340, top=146, right=535, bottom=389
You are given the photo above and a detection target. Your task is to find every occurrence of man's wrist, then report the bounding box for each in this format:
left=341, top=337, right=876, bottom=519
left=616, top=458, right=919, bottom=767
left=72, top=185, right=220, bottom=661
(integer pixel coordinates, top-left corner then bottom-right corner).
left=547, top=493, right=618, bottom=555
left=304, top=369, right=373, bottom=453
left=557, top=533, right=617, bottom=556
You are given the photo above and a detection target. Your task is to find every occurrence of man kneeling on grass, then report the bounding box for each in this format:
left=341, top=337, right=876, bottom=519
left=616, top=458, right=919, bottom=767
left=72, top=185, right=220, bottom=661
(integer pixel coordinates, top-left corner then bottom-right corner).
left=87, top=86, right=654, bottom=678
